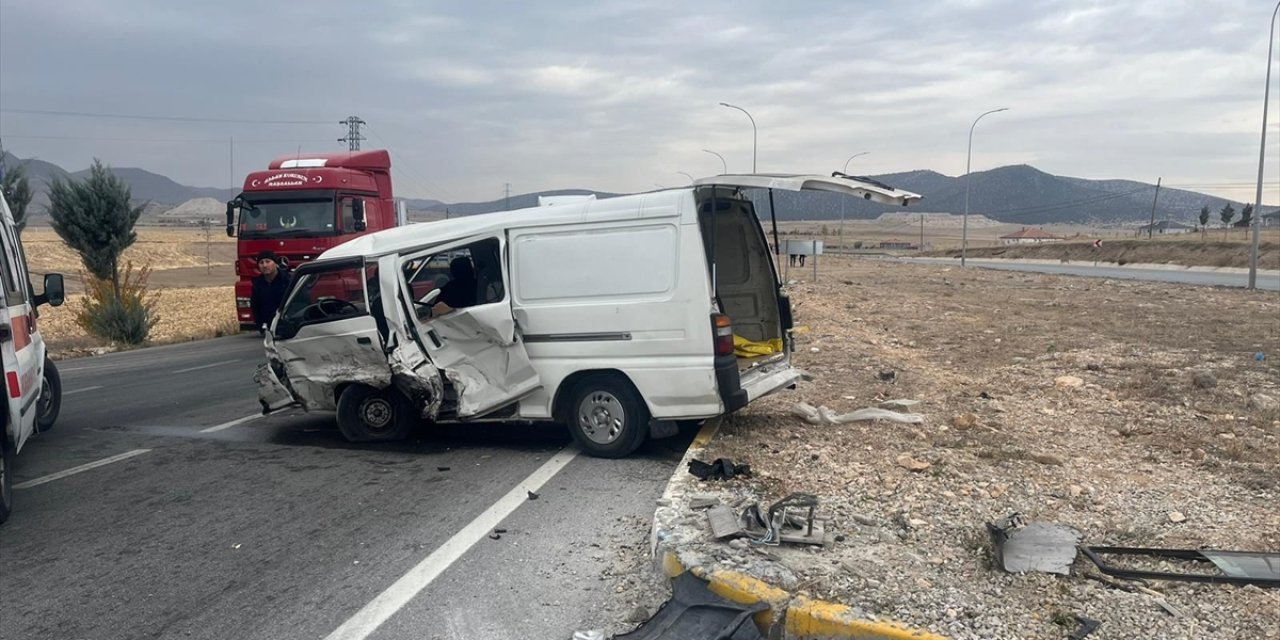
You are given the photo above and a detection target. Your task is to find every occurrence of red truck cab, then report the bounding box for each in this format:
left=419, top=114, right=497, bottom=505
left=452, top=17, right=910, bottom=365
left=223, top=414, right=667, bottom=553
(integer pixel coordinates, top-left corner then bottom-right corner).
left=226, top=149, right=404, bottom=329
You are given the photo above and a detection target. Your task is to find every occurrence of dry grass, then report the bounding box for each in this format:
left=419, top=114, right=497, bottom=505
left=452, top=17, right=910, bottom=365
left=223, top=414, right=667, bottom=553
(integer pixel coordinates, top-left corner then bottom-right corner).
left=40, top=286, right=239, bottom=357
left=22, top=227, right=236, bottom=276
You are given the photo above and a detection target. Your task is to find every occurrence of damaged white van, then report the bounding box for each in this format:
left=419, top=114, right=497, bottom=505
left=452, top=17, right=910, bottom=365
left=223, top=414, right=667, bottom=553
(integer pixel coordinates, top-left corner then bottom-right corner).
left=256, top=174, right=921, bottom=457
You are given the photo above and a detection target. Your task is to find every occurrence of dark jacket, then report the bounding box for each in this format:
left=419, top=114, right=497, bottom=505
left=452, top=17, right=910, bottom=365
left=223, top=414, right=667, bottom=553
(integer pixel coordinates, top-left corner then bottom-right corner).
left=251, top=271, right=292, bottom=327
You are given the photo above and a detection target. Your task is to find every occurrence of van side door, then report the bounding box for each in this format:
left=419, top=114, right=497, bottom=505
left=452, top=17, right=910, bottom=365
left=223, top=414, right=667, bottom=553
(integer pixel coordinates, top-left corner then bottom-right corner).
left=0, top=211, right=40, bottom=452
left=400, top=235, right=540, bottom=418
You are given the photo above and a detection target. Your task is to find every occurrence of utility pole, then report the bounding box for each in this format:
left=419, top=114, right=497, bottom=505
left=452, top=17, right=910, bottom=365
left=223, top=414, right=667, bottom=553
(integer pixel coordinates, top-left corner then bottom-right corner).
left=919, top=214, right=924, bottom=251
left=338, top=116, right=366, bottom=151
left=1147, top=177, right=1162, bottom=239
left=504, top=183, right=511, bottom=211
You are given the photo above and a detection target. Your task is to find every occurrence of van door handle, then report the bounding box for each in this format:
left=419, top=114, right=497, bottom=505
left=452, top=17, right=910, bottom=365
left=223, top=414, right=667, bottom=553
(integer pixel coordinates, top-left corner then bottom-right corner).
left=356, top=337, right=372, bottom=345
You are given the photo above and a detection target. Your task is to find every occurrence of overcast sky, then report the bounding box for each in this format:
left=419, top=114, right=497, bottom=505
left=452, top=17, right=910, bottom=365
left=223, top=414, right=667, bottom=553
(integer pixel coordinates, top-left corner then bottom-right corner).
left=1, top=0, right=1277, bottom=204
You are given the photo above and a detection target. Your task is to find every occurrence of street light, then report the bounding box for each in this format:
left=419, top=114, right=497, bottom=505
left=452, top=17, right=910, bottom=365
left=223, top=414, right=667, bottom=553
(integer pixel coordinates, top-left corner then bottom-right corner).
left=677, top=171, right=695, bottom=184
left=839, top=152, right=870, bottom=241
left=1249, top=1, right=1280, bottom=290
left=719, top=102, right=757, bottom=173
left=962, top=107, right=1009, bottom=268
left=702, top=149, right=728, bottom=174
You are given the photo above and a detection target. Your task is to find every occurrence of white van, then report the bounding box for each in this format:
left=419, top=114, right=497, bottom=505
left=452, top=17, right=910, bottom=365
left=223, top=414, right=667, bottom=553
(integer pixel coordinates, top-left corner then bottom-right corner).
left=256, top=174, right=921, bottom=457
left=0, top=192, right=66, bottom=524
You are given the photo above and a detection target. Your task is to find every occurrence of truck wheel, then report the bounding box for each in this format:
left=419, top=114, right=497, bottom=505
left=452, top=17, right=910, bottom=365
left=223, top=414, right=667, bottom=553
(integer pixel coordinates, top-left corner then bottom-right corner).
left=1, top=436, right=14, bottom=525
left=36, top=358, right=62, bottom=433
left=336, top=385, right=415, bottom=443
left=565, top=375, right=649, bottom=458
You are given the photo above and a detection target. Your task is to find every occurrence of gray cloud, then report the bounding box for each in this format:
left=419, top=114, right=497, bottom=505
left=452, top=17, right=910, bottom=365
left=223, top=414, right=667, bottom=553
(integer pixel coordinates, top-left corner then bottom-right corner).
left=1, top=0, right=1275, bottom=204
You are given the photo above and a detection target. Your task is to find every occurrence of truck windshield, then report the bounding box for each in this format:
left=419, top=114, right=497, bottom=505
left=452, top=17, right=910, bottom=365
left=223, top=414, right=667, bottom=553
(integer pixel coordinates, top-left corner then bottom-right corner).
left=238, top=199, right=337, bottom=238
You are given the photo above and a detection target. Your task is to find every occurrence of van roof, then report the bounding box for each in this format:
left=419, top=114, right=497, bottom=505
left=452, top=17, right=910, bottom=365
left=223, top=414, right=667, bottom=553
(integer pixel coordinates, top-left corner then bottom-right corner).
left=321, top=173, right=922, bottom=261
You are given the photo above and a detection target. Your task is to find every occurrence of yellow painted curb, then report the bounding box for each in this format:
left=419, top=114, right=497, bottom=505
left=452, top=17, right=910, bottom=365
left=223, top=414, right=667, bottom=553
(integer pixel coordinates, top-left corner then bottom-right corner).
left=787, top=597, right=950, bottom=640
left=691, top=416, right=721, bottom=448
left=702, top=568, right=791, bottom=631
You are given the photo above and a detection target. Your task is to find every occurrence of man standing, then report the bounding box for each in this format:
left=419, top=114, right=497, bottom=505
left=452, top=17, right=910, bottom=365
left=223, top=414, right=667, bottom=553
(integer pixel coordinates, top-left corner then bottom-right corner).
left=251, top=250, right=290, bottom=336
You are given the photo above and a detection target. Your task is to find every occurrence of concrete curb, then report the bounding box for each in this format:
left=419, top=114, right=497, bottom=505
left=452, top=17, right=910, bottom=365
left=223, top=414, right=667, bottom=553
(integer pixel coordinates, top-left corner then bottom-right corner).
left=650, top=418, right=949, bottom=640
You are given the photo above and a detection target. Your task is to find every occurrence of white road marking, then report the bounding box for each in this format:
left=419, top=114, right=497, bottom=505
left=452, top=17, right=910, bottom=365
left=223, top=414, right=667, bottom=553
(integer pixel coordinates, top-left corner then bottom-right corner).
left=14, top=449, right=151, bottom=489
left=173, top=359, right=241, bottom=374
left=199, top=413, right=264, bottom=433
left=323, top=447, right=581, bottom=640
left=63, top=385, right=104, bottom=396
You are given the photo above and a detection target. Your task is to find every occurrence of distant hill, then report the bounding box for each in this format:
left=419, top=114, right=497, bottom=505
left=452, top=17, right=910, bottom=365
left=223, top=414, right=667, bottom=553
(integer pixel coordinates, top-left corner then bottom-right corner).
left=1, top=153, right=1246, bottom=225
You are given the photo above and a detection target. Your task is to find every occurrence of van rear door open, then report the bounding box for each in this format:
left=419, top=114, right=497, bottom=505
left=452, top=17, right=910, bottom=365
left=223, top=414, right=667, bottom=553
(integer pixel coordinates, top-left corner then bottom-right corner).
left=694, top=174, right=922, bottom=404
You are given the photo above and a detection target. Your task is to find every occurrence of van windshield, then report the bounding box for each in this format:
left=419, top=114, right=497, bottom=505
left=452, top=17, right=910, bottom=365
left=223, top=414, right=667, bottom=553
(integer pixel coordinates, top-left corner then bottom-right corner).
left=238, top=198, right=337, bottom=239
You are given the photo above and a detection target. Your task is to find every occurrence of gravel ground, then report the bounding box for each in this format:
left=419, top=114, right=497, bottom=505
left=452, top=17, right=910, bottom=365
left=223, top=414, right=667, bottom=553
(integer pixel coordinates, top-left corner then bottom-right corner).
left=688, top=257, right=1279, bottom=639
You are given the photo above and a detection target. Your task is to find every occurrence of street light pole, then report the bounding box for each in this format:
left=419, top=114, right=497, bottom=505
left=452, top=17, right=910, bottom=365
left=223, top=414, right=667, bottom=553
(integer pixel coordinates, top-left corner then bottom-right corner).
left=962, top=107, right=1009, bottom=268
left=702, top=149, right=728, bottom=174
left=719, top=102, right=757, bottom=173
left=839, top=152, right=870, bottom=242
left=1249, top=1, right=1280, bottom=290
left=677, top=171, right=695, bottom=184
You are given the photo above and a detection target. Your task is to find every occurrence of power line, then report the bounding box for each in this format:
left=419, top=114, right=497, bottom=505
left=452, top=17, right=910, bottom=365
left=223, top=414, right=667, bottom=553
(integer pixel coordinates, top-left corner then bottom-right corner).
left=0, top=107, right=330, bottom=125
left=0, top=134, right=332, bottom=143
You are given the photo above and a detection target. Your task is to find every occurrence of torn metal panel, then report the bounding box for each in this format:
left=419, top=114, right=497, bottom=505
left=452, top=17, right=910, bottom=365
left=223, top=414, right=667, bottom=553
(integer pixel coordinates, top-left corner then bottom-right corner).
left=1080, top=546, right=1280, bottom=587
left=388, top=335, right=443, bottom=420
left=255, top=362, right=297, bottom=413
left=270, top=317, right=391, bottom=412
left=988, top=514, right=1081, bottom=576
left=615, top=571, right=767, bottom=640
left=418, top=301, right=540, bottom=418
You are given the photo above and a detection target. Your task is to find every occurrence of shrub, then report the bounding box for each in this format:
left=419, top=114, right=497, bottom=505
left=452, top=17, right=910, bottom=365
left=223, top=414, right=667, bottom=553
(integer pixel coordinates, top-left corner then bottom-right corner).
left=76, top=262, right=160, bottom=345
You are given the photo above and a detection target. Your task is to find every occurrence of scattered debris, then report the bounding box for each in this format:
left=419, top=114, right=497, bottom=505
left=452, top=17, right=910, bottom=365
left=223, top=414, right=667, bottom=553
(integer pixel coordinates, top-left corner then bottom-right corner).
left=745, top=493, right=823, bottom=546
left=1080, top=546, right=1280, bottom=587
left=987, top=513, right=1081, bottom=576
left=879, top=398, right=921, bottom=410
left=688, top=458, right=752, bottom=481
left=494, top=528, right=507, bottom=534
left=792, top=402, right=924, bottom=425
left=572, top=631, right=606, bottom=640
left=614, top=571, right=767, bottom=640
left=1068, top=616, right=1102, bottom=640
left=708, top=505, right=744, bottom=540
left=488, top=532, right=501, bottom=540
left=895, top=454, right=931, bottom=472
left=877, top=370, right=897, bottom=383
left=437, top=466, right=451, bottom=471
left=527, top=490, right=539, bottom=500
left=1167, top=511, right=1186, bottom=523
left=688, top=494, right=721, bottom=509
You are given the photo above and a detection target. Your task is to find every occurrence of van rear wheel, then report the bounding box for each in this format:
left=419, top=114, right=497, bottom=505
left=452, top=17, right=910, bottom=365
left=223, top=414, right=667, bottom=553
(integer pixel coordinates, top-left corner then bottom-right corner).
left=566, top=376, right=648, bottom=458
left=336, top=385, right=416, bottom=443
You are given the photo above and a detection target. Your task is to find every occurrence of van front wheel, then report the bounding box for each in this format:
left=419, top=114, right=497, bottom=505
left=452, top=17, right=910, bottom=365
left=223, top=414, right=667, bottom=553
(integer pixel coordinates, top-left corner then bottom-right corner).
left=566, top=376, right=648, bottom=458
left=336, top=385, right=415, bottom=443
left=36, top=358, right=62, bottom=433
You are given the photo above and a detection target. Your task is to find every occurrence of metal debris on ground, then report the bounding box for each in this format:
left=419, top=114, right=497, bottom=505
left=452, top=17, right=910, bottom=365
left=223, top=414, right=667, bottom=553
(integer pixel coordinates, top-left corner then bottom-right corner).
left=791, top=402, right=924, bottom=426
left=987, top=513, right=1081, bottom=576
left=613, top=571, right=767, bottom=640
left=1079, top=546, right=1280, bottom=588
left=527, top=490, right=539, bottom=500
left=687, top=494, right=721, bottom=509
left=687, top=458, right=752, bottom=481
left=1068, top=616, right=1102, bottom=640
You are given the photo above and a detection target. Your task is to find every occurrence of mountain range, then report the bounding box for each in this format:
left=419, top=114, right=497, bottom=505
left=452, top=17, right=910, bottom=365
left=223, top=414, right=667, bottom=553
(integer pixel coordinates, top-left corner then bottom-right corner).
left=0, top=152, right=1247, bottom=224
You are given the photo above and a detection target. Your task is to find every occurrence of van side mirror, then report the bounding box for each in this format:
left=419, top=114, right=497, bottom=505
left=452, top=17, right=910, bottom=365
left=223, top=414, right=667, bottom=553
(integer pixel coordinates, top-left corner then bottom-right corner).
left=35, top=273, right=65, bottom=308
left=353, top=198, right=366, bottom=232
left=225, top=201, right=237, bottom=237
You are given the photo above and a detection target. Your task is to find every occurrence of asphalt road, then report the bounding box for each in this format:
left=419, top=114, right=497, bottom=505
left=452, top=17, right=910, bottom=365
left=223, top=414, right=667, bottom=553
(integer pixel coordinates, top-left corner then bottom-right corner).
left=895, top=257, right=1280, bottom=291
left=0, top=334, right=690, bottom=640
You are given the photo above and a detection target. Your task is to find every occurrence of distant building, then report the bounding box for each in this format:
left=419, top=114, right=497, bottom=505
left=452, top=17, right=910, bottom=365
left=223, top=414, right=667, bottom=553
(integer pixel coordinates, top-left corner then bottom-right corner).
left=999, top=228, right=1064, bottom=245
left=1263, top=210, right=1280, bottom=227
left=1138, top=220, right=1195, bottom=235
left=878, top=240, right=917, bottom=250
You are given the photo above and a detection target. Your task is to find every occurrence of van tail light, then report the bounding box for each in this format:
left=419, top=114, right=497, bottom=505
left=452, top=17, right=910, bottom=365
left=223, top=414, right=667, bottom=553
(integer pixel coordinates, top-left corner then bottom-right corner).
left=712, top=313, right=734, bottom=357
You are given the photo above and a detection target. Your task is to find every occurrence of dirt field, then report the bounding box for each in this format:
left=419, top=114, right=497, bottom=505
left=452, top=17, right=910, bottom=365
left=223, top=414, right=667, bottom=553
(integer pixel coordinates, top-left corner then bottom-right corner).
left=23, top=227, right=241, bottom=355
left=702, top=257, right=1280, bottom=638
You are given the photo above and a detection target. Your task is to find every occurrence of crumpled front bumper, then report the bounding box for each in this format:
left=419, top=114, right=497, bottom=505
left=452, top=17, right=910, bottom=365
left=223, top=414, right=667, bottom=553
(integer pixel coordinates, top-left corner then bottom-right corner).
left=255, top=361, right=298, bottom=414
